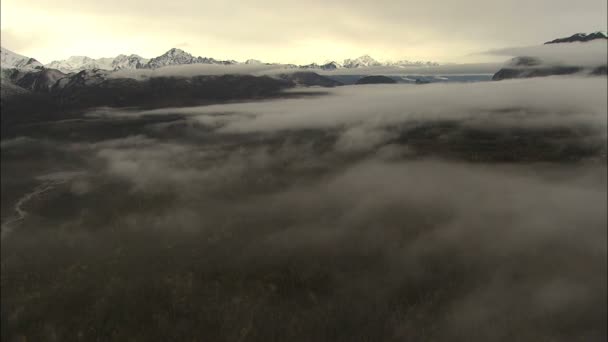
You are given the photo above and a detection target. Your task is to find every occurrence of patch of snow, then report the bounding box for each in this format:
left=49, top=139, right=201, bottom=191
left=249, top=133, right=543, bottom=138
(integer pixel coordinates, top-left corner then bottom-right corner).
left=1, top=47, right=43, bottom=70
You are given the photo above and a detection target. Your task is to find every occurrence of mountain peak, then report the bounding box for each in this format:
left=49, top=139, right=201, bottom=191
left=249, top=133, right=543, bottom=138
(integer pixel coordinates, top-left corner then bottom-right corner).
left=146, top=48, right=204, bottom=69
left=144, top=48, right=240, bottom=68
left=244, top=59, right=263, bottom=65
left=545, top=31, right=608, bottom=44
left=165, top=48, right=189, bottom=55
left=1, top=47, right=43, bottom=70
left=343, top=55, right=382, bottom=68
left=340, top=55, right=438, bottom=69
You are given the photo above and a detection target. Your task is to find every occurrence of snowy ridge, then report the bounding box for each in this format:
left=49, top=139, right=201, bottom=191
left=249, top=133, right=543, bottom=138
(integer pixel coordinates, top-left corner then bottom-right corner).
left=44, top=49, right=440, bottom=72
left=144, top=48, right=236, bottom=69
left=111, top=54, right=149, bottom=70
left=339, top=55, right=439, bottom=69
left=1, top=47, right=43, bottom=70
left=545, top=31, right=608, bottom=44
left=300, top=61, right=343, bottom=70
left=343, top=55, right=383, bottom=68
left=46, top=54, right=149, bottom=73
left=386, top=59, right=441, bottom=67
left=3, top=46, right=440, bottom=74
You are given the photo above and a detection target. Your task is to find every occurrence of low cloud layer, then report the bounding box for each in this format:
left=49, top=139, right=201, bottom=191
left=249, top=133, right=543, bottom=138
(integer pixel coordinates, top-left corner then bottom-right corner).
left=107, top=62, right=502, bottom=81
left=484, top=40, right=608, bottom=67
left=109, top=63, right=300, bottom=80
left=2, top=76, right=606, bottom=341
left=96, top=77, right=607, bottom=135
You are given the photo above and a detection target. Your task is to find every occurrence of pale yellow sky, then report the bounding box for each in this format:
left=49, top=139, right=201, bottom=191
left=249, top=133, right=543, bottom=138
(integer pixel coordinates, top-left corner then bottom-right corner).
left=1, top=0, right=606, bottom=64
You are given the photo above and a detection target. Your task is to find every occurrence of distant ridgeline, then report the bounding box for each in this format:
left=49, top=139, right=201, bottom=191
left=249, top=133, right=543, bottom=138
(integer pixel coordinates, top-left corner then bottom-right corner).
left=2, top=46, right=439, bottom=74
left=493, top=31, right=607, bottom=80
left=544, top=31, right=607, bottom=44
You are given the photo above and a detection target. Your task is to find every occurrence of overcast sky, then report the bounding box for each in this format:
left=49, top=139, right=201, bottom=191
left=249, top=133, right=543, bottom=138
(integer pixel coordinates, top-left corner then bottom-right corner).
left=1, top=0, right=606, bottom=64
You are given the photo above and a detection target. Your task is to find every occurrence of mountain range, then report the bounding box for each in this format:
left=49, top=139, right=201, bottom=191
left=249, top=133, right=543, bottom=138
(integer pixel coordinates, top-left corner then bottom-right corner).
left=545, top=31, right=607, bottom=44
left=2, top=30, right=607, bottom=75
left=5, top=30, right=605, bottom=74
left=1, top=47, right=440, bottom=73
left=0, top=46, right=345, bottom=116
left=45, top=54, right=150, bottom=72
left=2, top=30, right=606, bottom=98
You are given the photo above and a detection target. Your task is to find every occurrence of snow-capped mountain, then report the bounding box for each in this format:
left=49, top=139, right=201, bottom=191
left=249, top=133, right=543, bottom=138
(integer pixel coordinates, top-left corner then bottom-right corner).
left=322, top=61, right=342, bottom=70
left=297, top=56, right=439, bottom=70
left=545, top=31, right=607, bottom=44
left=342, top=55, right=383, bottom=68
left=300, top=61, right=343, bottom=70
left=46, top=54, right=149, bottom=73
left=45, top=48, right=234, bottom=72
left=1, top=47, right=43, bottom=70
left=144, top=48, right=236, bottom=69
left=4, top=67, right=68, bottom=92
left=46, top=56, right=112, bottom=72
left=5, top=46, right=440, bottom=74
left=386, top=60, right=440, bottom=67
left=337, top=55, right=439, bottom=69
left=111, top=54, right=149, bottom=70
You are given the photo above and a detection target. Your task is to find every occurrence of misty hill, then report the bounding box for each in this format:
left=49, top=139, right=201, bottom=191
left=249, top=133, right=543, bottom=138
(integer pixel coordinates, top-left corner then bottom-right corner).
left=1, top=65, right=342, bottom=128
left=355, top=75, right=397, bottom=84
left=545, top=31, right=607, bottom=44
left=492, top=56, right=606, bottom=81
left=0, top=74, right=30, bottom=98
left=51, top=73, right=290, bottom=109
left=492, top=33, right=608, bottom=80
left=492, top=65, right=586, bottom=81
left=278, top=72, right=343, bottom=87
left=4, top=67, right=68, bottom=92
